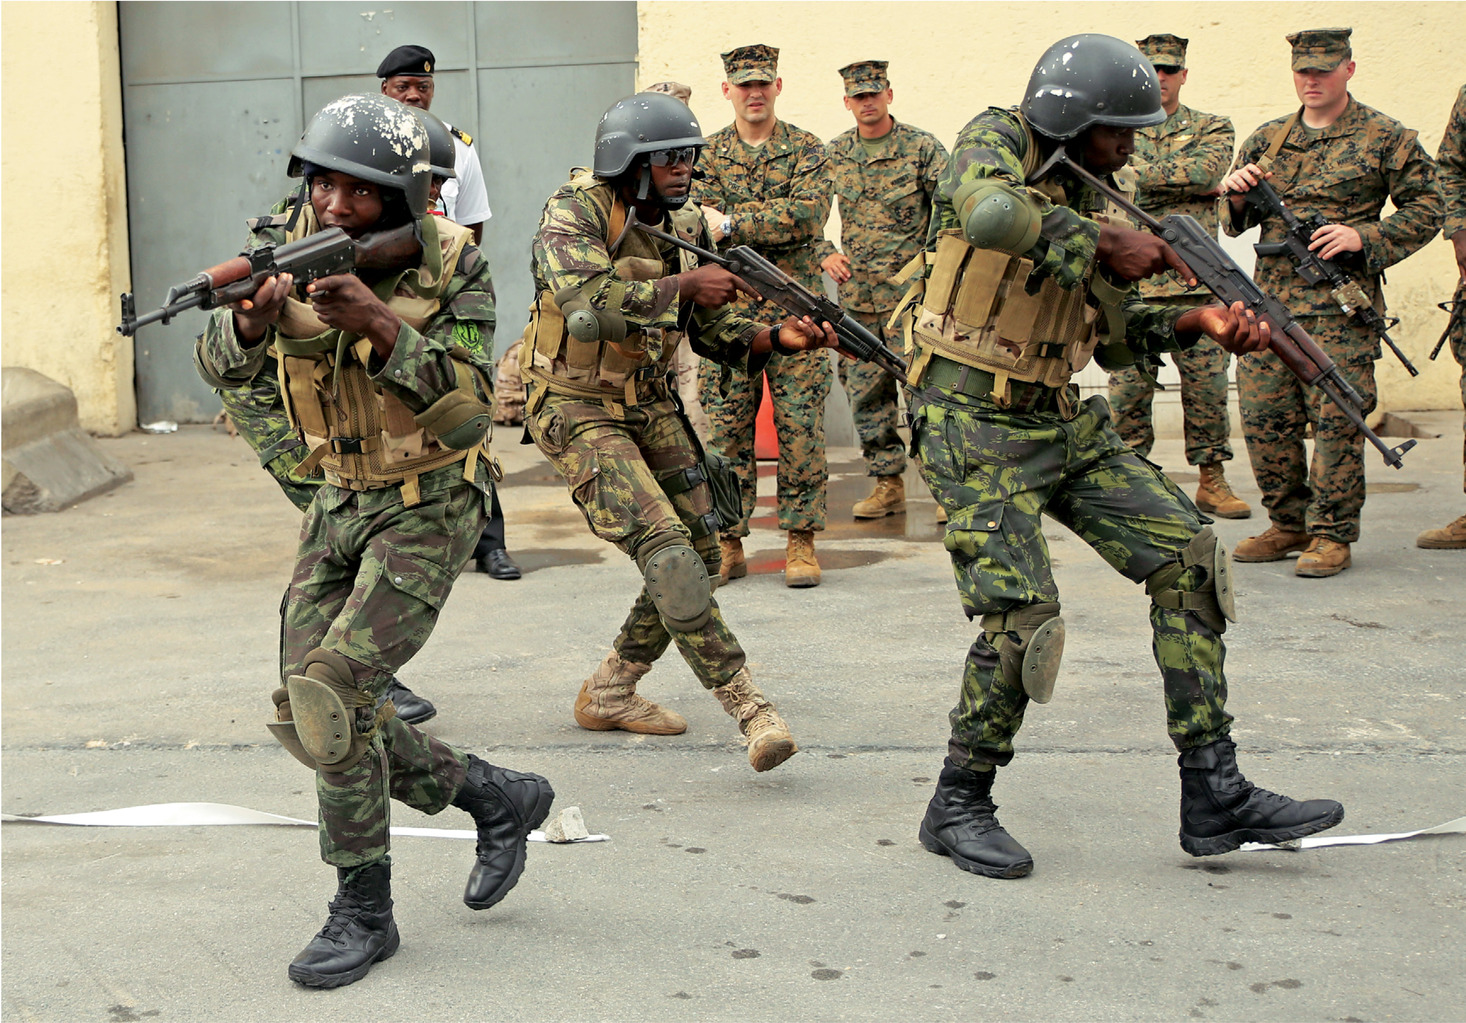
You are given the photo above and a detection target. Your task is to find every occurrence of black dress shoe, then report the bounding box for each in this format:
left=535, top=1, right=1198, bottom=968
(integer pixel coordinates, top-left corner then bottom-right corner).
left=385, top=680, right=437, bottom=726
left=478, top=549, right=522, bottom=580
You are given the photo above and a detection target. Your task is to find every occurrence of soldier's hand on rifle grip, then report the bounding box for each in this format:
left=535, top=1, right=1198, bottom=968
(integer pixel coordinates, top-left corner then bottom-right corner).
left=232, top=272, right=293, bottom=344
left=755, top=316, right=838, bottom=356
left=306, top=274, right=402, bottom=357
left=1221, top=162, right=1270, bottom=211
left=1181, top=300, right=1272, bottom=355
left=678, top=264, right=761, bottom=308
left=1308, top=222, right=1363, bottom=261
left=1453, top=233, right=1466, bottom=280
left=1097, top=223, right=1197, bottom=285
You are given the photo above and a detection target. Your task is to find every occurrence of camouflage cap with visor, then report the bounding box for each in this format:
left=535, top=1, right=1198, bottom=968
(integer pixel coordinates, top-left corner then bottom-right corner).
left=1286, top=27, right=1353, bottom=72
left=1135, top=34, right=1188, bottom=70
left=838, top=60, right=889, bottom=97
left=722, top=44, right=779, bottom=84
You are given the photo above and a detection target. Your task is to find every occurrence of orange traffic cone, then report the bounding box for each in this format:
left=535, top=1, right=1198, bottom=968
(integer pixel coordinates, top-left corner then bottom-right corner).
left=754, top=372, right=778, bottom=461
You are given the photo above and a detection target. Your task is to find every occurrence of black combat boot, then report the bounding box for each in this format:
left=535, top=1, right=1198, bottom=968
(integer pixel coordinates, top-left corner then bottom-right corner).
left=919, top=758, right=1033, bottom=879
left=384, top=679, right=437, bottom=725
left=452, top=755, right=555, bottom=910
left=288, top=858, right=399, bottom=988
left=1178, top=739, right=1344, bottom=856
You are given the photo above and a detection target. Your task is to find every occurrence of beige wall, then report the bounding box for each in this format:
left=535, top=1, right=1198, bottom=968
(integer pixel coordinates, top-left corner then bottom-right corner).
left=2, top=1, right=133, bottom=435
left=639, top=1, right=1466, bottom=412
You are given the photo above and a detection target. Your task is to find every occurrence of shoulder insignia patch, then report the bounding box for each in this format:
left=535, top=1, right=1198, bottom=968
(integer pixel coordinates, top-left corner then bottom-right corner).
left=450, top=125, right=473, bottom=146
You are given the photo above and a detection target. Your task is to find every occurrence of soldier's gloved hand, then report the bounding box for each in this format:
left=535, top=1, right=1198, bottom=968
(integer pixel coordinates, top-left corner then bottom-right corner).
left=1097, top=223, right=1197, bottom=284
left=678, top=264, right=761, bottom=308
left=1180, top=300, right=1272, bottom=355
left=231, top=272, right=293, bottom=344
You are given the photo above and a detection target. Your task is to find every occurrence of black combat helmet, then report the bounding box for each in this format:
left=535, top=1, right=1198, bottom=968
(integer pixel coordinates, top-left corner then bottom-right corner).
left=288, top=93, right=432, bottom=218
left=1021, top=34, right=1165, bottom=140
left=594, top=92, right=705, bottom=208
left=410, top=107, right=457, bottom=181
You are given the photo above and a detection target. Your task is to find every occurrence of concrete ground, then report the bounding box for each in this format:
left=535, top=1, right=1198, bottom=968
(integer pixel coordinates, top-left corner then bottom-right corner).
left=3, top=411, right=1463, bottom=1023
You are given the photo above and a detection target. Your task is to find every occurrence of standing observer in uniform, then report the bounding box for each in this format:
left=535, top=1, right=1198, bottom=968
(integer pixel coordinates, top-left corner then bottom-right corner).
left=197, top=94, right=554, bottom=989
left=898, top=35, right=1344, bottom=881
left=1105, top=34, right=1250, bottom=520
left=1417, top=85, right=1466, bottom=550
left=819, top=60, right=948, bottom=520
left=696, top=44, right=835, bottom=587
left=521, top=93, right=838, bottom=772
left=1223, top=28, right=1441, bottom=578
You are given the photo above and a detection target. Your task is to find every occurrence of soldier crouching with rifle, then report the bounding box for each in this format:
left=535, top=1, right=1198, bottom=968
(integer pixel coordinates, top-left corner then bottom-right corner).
left=521, top=93, right=838, bottom=772
left=894, top=35, right=1344, bottom=880
left=194, top=93, right=554, bottom=987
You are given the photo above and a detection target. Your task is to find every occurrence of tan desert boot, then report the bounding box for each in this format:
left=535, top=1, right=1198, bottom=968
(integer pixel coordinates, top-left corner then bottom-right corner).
left=1417, top=514, right=1466, bottom=549
left=713, top=668, right=798, bottom=772
left=1295, top=537, right=1351, bottom=578
left=853, top=475, right=907, bottom=519
left=1233, top=524, right=1310, bottom=562
left=785, top=529, right=821, bottom=587
left=574, top=651, right=687, bottom=735
left=1195, top=463, right=1251, bottom=519
left=718, top=536, right=747, bottom=584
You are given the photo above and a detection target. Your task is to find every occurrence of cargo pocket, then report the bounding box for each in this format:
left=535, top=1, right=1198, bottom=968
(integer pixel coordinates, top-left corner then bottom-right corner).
left=381, top=546, right=448, bottom=612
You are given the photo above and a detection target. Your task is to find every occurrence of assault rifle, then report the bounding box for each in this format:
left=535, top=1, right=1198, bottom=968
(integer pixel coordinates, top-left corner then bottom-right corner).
left=1241, top=177, right=1418, bottom=376
left=1431, top=286, right=1465, bottom=361
left=627, top=213, right=910, bottom=381
left=1032, top=148, right=1415, bottom=468
left=117, top=224, right=420, bottom=336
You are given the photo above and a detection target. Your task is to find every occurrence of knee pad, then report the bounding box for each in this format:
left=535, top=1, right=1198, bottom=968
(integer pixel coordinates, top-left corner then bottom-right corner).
left=283, top=649, right=375, bottom=771
left=980, top=601, right=1065, bottom=704
left=641, top=540, right=713, bottom=633
left=1145, top=527, right=1236, bottom=634
left=265, top=686, right=320, bottom=770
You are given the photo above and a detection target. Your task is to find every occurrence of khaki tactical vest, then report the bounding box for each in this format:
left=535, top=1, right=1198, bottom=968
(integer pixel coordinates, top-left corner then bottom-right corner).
left=891, top=116, right=1134, bottom=406
left=521, top=172, right=698, bottom=414
left=272, top=207, right=487, bottom=505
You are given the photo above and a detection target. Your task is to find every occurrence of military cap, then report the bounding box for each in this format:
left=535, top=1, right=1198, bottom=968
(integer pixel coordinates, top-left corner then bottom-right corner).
left=646, top=80, right=692, bottom=104
left=721, top=44, right=779, bottom=84
left=838, top=60, right=889, bottom=97
left=377, top=44, right=435, bottom=79
left=1135, top=34, right=1188, bottom=69
left=1286, top=27, right=1352, bottom=72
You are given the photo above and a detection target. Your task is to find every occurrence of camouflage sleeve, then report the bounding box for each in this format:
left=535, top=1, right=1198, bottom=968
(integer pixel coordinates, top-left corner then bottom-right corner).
left=1222, top=125, right=1272, bottom=236
left=199, top=308, right=271, bottom=386
left=1354, top=128, right=1443, bottom=275
left=1121, top=294, right=1190, bottom=355
left=368, top=244, right=497, bottom=411
left=1436, top=86, right=1466, bottom=238
left=535, top=186, right=681, bottom=329
left=924, top=133, right=951, bottom=199
left=726, top=137, right=832, bottom=248
left=935, top=108, right=1099, bottom=288
left=1136, top=114, right=1235, bottom=204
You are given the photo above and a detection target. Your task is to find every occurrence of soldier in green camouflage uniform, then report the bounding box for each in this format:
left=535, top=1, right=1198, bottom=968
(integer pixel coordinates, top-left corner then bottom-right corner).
left=1105, top=35, right=1250, bottom=520
left=1223, top=28, right=1442, bottom=577
left=902, top=35, right=1344, bottom=881
left=197, top=94, right=553, bottom=989
left=1417, top=84, right=1466, bottom=549
left=695, top=44, right=834, bottom=587
left=817, top=60, right=948, bottom=519
left=522, top=92, right=837, bottom=771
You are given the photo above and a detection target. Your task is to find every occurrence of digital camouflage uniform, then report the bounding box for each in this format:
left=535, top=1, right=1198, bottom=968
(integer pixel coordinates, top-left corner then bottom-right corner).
left=1108, top=101, right=1237, bottom=464
left=199, top=211, right=498, bottom=868
left=1438, top=85, right=1466, bottom=489
left=696, top=116, right=833, bottom=535
left=820, top=106, right=948, bottom=477
left=525, top=174, right=765, bottom=689
left=1227, top=96, right=1441, bottom=543
left=911, top=107, right=1234, bottom=767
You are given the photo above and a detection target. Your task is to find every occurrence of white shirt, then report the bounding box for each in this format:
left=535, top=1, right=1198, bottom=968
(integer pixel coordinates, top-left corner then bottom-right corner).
left=437, top=126, right=491, bottom=227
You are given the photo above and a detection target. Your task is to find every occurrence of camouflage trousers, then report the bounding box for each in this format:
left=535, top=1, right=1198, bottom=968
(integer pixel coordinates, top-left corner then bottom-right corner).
left=910, top=385, right=1233, bottom=767
left=527, top=391, right=747, bottom=688
left=838, top=309, right=906, bottom=478
left=699, top=347, right=831, bottom=536
left=1450, top=279, right=1466, bottom=490
left=1238, top=318, right=1377, bottom=543
left=1106, top=297, right=1234, bottom=465
left=282, top=467, right=487, bottom=867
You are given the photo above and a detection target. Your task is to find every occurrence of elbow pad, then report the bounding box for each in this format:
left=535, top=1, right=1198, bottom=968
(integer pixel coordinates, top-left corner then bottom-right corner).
left=952, top=179, right=1043, bottom=255
left=554, top=286, right=627, bottom=345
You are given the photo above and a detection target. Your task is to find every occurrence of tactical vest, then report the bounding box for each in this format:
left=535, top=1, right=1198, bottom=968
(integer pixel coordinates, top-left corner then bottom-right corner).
left=891, top=114, right=1134, bottom=407
left=272, top=207, right=487, bottom=506
left=521, top=172, right=698, bottom=415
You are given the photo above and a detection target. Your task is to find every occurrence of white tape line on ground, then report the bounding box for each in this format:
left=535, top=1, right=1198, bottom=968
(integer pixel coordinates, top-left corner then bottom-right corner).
left=1241, top=815, right=1466, bottom=852
left=1, top=802, right=608, bottom=843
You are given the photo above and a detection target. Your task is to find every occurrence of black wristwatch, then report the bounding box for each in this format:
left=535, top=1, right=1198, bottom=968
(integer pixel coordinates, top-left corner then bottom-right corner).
left=768, top=323, right=798, bottom=355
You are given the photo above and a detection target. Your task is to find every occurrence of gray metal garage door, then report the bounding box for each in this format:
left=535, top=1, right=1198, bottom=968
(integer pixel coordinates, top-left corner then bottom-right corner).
left=120, top=0, right=636, bottom=424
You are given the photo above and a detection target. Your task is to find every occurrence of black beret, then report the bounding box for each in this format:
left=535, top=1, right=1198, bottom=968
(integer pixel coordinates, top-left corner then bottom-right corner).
left=377, top=44, right=435, bottom=79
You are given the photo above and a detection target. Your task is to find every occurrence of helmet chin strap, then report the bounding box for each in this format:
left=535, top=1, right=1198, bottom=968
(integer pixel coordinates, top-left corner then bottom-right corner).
left=283, top=178, right=310, bottom=232
left=631, top=160, right=691, bottom=211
